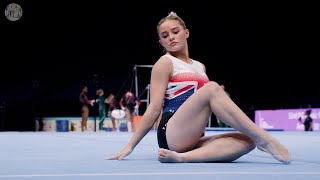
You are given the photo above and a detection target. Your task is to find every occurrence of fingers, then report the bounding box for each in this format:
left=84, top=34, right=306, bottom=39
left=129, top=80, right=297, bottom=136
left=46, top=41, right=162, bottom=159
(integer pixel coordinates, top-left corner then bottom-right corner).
left=105, top=154, right=121, bottom=160
left=104, top=155, right=117, bottom=160
left=118, top=155, right=126, bottom=160
left=106, top=147, right=132, bottom=160
left=105, top=153, right=126, bottom=160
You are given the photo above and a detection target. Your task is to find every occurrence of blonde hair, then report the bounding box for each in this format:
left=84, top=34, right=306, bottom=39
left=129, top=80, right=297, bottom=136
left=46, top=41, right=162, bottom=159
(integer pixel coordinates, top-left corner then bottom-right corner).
left=157, top=11, right=187, bottom=36
left=96, top=89, right=104, bottom=95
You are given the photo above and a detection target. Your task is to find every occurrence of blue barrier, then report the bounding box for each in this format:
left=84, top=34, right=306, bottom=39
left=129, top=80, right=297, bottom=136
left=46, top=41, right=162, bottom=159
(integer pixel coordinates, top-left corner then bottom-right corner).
left=56, top=120, right=69, bottom=132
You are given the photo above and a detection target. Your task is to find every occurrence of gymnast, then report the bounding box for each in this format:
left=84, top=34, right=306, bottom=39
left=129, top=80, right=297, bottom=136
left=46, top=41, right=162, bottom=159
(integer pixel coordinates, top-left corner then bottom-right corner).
left=106, top=11, right=291, bottom=164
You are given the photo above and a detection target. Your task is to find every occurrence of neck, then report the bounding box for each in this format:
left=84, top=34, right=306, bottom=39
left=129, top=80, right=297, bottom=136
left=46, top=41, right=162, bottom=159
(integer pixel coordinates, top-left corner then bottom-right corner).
left=168, top=50, right=189, bottom=63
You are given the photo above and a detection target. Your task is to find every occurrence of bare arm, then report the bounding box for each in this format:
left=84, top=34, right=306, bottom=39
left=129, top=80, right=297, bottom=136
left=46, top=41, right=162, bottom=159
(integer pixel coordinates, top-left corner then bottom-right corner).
left=106, top=56, right=172, bottom=160
left=128, top=57, right=171, bottom=148
left=105, top=94, right=115, bottom=104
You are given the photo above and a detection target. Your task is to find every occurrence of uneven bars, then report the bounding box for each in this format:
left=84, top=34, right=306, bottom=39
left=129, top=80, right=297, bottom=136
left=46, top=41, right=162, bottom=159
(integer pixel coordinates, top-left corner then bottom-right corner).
left=135, top=65, right=154, bottom=68
left=134, top=65, right=153, bottom=115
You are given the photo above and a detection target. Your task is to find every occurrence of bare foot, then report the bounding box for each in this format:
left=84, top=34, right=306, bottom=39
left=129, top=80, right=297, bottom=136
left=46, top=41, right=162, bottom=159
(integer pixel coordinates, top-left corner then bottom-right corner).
left=257, top=136, right=292, bottom=164
left=158, top=148, right=184, bottom=163
left=257, top=146, right=267, bottom=152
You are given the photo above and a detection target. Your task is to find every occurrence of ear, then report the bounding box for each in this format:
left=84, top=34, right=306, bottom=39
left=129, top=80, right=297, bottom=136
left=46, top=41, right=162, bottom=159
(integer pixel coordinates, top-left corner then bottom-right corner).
left=185, top=29, right=190, bottom=38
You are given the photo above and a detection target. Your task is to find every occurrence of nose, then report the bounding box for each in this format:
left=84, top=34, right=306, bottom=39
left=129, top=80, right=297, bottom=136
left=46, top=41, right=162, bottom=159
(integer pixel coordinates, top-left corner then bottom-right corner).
left=169, top=33, right=175, bottom=41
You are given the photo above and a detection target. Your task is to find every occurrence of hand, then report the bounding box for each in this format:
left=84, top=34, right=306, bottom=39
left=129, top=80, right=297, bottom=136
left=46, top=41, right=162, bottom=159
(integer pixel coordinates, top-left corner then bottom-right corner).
left=134, top=105, right=139, bottom=109
left=105, top=145, right=133, bottom=160
left=121, top=106, right=125, bottom=110
left=89, top=100, right=94, bottom=106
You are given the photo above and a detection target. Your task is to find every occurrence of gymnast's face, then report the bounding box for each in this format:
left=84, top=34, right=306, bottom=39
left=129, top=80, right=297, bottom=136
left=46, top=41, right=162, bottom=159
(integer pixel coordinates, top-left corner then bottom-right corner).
left=83, top=87, right=88, bottom=93
left=158, top=19, right=189, bottom=52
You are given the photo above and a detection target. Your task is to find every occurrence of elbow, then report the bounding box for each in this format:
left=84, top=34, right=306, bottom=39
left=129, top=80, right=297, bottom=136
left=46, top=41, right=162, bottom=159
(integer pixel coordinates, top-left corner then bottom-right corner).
left=149, top=104, right=163, bottom=117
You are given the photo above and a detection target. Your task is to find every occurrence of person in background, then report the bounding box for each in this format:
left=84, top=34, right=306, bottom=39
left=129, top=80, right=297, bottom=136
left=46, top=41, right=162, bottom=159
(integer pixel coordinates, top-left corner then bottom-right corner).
left=79, top=85, right=93, bottom=132
left=299, top=109, right=313, bottom=131
left=106, top=93, right=117, bottom=131
left=96, top=89, right=107, bottom=131
left=119, top=90, right=140, bottom=132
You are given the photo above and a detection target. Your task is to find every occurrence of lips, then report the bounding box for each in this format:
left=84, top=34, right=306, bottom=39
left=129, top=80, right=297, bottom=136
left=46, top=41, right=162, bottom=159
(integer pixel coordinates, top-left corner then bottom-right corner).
left=170, top=42, right=177, bottom=46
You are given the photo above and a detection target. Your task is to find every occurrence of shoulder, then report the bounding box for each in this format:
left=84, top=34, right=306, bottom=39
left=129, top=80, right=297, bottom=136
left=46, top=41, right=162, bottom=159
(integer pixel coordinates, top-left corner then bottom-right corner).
left=191, top=59, right=206, bottom=72
left=150, top=55, right=173, bottom=80
left=155, top=55, right=172, bottom=66
left=152, top=55, right=173, bottom=71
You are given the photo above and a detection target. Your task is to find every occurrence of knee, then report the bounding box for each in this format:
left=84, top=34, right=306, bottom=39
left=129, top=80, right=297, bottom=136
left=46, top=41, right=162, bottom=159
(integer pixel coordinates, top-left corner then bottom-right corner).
left=243, top=136, right=256, bottom=151
left=247, top=140, right=256, bottom=151
left=204, top=81, right=223, bottom=95
left=235, top=132, right=256, bottom=151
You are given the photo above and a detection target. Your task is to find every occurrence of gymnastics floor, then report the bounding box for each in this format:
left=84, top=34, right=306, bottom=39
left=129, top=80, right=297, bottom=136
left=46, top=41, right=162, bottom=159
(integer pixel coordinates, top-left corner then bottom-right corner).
left=0, top=130, right=319, bottom=180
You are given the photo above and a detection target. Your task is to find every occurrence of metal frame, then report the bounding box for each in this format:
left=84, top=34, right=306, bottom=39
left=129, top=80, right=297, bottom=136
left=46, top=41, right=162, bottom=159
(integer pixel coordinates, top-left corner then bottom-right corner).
left=133, top=65, right=153, bottom=115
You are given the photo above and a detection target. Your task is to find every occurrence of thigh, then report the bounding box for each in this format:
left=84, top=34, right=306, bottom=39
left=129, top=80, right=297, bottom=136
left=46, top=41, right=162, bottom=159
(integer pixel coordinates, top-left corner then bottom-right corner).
left=124, top=108, right=131, bottom=120
left=82, top=107, right=89, bottom=119
left=190, top=132, right=255, bottom=162
left=101, top=109, right=106, bottom=118
left=157, top=112, right=173, bottom=150
left=166, top=82, right=216, bottom=152
left=126, top=105, right=135, bottom=114
left=196, top=131, right=254, bottom=149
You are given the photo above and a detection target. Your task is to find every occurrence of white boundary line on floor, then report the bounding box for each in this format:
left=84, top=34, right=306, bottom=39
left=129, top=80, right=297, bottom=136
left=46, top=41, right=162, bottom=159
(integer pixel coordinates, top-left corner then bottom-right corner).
left=1, top=171, right=320, bottom=178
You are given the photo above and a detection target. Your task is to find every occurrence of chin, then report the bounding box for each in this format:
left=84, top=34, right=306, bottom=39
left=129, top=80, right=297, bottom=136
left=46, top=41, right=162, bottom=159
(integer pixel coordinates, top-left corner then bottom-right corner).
left=168, top=48, right=181, bottom=52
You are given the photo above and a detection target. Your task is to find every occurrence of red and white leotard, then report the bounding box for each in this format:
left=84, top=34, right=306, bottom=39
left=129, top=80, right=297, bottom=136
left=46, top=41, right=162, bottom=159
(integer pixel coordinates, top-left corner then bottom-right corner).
left=163, top=54, right=210, bottom=114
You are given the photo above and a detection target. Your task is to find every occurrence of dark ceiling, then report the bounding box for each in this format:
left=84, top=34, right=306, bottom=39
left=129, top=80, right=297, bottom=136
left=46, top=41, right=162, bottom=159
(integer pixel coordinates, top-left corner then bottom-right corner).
left=0, top=1, right=318, bottom=130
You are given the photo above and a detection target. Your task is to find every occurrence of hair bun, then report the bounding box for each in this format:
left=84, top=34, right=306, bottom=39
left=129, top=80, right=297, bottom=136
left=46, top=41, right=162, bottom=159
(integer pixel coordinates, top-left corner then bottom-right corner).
left=167, top=11, right=177, bottom=17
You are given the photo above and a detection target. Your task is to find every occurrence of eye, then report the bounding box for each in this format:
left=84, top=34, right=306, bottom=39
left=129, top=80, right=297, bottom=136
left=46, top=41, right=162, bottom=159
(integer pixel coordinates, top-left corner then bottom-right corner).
left=173, top=29, right=179, bottom=34
left=162, top=35, right=168, bottom=38
left=161, top=32, right=169, bottom=39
